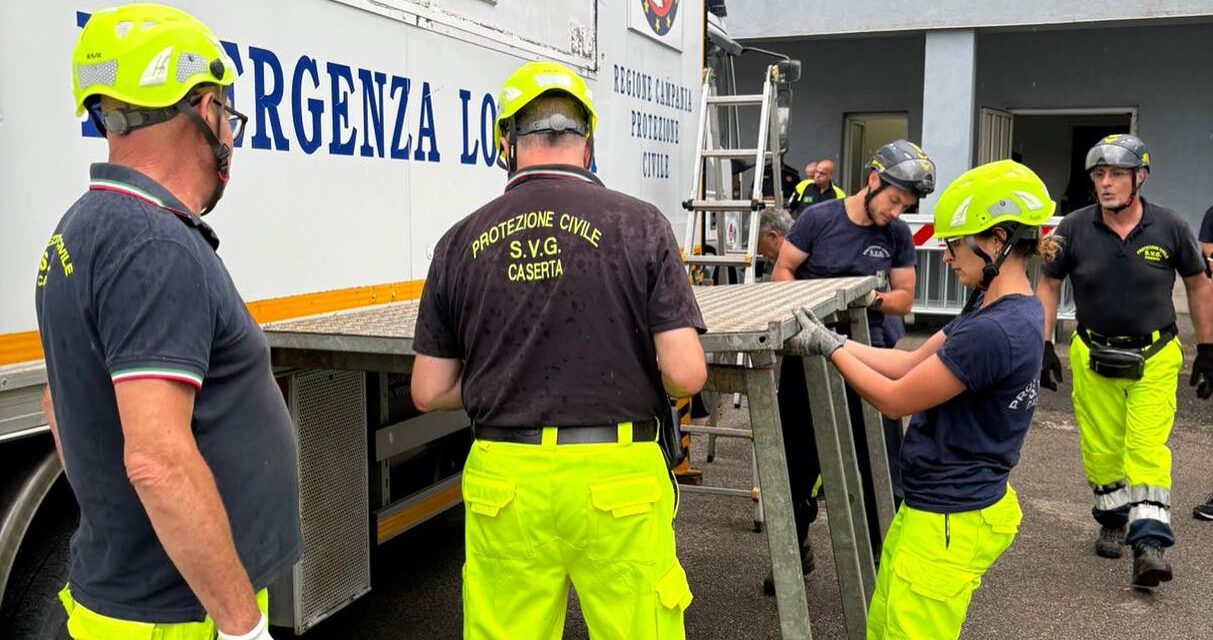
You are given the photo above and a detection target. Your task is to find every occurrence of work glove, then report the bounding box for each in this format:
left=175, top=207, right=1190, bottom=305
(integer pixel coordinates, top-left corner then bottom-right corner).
left=1040, top=341, right=1063, bottom=391
left=218, top=614, right=276, bottom=640
left=1190, top=344, right=1213, bottom=400
left=785, top=308, right=846, bottom=357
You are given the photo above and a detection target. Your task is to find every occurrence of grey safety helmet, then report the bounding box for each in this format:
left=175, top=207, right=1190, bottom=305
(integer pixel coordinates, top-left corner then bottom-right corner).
left=1085, top=134, right=1150, bottom=173
left=868, top=140, right=936, bottom=198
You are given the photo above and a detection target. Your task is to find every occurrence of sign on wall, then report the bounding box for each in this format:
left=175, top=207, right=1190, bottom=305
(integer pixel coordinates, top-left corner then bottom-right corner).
left=629, top=0, right=683, bottom=50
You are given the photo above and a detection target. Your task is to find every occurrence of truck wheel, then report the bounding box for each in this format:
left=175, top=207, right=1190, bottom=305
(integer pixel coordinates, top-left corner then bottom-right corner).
left=0, top=482, right=77, bottom=640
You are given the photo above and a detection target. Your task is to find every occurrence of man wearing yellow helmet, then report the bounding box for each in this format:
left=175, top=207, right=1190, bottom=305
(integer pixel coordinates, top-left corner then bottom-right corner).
left=412, top=60, right=706, bottom=639
left=789, top=160, right=1054, bottom=639
left=1036, top=134, right=1213, bottom=589
left=37, top=5, right=298, bottom=639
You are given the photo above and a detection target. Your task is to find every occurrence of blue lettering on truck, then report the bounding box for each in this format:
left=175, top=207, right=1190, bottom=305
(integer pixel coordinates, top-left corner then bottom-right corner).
left=74, top=12, right=498, bottom=167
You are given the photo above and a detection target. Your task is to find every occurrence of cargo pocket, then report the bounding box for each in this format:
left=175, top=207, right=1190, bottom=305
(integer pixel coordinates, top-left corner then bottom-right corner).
left=589, top=472, right=663, bottom=563
left=976, top=496, right=1022, bottom=566
left=892, top=552, right=979, bottom=602
left=462, top=468, right=534, bottom=559
left=654, top=561, right=693, bottom=639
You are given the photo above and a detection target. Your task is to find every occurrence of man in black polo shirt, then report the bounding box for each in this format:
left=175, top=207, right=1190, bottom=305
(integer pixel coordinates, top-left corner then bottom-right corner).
left=412, top=61, right=706, bottom=639
left=1037, top=134, right=1213, bottom=589
left=1193, top=204, right=1213, bottom=520
left=37, top=5, right=299, bottom=639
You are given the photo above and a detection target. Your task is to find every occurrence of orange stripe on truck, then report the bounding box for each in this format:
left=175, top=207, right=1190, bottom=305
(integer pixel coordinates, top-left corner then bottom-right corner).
left=0, top=280, right=425, bottom=366
left=0, top=331, right=42, bottom=366
left=377, top=480, right=464, bottom=543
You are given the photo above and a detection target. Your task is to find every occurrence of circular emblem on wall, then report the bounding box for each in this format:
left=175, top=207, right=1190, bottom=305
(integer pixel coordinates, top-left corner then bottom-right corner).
left=643, top=0, right=680, bottom=36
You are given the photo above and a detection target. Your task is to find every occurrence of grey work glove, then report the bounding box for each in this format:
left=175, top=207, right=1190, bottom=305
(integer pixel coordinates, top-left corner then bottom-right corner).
left=785, top=308, right=846, bottom=357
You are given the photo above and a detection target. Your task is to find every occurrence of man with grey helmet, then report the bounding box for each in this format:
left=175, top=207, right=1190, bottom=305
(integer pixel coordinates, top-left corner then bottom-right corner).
left=1037, top=134, right=1213, bottom=588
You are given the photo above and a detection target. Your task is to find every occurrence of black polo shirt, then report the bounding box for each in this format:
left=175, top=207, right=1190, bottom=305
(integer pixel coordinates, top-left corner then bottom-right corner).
left=1043, top=199, right=1204, bottom=336
left=35, top=164, right=302, bottom=622
left=413, top=164, right=706, bottom=427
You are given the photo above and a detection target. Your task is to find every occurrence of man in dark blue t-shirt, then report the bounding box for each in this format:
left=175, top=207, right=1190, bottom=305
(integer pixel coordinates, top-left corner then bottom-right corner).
left=763, top=140, right=935, bottom=595
left=37, top=7, right=299, bottom=639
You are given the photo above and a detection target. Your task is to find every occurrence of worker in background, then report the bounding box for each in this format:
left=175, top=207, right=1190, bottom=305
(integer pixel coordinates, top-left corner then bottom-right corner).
left=1037, top=134, right=1213, bottom=588
left=1196, top=204, right=1213, bottom=521
left=790, top=158, right=846, bottom=216
left=412, top=60, right=707, bottom=639
left=791, top=160, right=1053, bottom=640
left=803, top=161, right=818, bottom=182
left=37, top=5, right=300, bottom=639
left=756, top=207, right=794, bottom=277
left=764, top=140, right=934, bottom=595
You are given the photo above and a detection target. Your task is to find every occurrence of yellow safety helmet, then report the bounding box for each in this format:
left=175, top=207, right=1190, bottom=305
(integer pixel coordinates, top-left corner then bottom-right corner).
left=933, top=160, right=1056, bottom=240
left=495, top=61, right=597, bottom=165
left=72, top=3, right=235, bottom=117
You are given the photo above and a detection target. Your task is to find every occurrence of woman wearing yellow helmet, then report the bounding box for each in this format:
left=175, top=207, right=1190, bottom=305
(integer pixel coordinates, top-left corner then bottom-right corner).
left=788, top=160, right=1057, bottom=639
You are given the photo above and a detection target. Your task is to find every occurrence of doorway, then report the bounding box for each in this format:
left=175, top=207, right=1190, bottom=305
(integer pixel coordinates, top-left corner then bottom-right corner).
left=978, top=108, right=1136, bottom=215
left=843, top=113, right=909, bottom=194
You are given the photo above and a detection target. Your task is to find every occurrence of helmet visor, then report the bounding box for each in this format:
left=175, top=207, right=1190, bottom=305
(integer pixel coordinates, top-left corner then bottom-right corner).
left=1085, top=144, right=1141, bottom=171
left=883, top=160, right=936, bottom=196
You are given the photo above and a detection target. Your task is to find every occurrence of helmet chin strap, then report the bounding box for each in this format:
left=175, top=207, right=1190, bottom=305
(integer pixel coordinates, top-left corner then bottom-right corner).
left=863, top=182, right=885, bottom=224
left=959, top=225, right=1029, bottom=314
left=179, top=100, right=231, bottom=216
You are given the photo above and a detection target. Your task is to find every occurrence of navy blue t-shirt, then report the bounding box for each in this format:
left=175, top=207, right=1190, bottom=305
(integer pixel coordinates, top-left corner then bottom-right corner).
left=901, top=294, right=1045, bottom=513
left=35, top=164, right=302, bottom=622
left=785, top=199, right=915, bottom=346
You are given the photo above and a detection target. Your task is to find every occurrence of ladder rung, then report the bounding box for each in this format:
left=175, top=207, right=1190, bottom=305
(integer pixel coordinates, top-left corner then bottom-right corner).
left=684, top=254, right=753, bottom=267
left=683, top=199, right=765, bottom=212
left=707, top=94, right=764, bottom=106
left=702, top=149, right=771, bottom=159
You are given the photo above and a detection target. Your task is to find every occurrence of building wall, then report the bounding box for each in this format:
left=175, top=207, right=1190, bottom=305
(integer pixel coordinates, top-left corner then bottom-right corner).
left=736, top=22, right=1213, bottom=228
left=733, top=35, right=924, bottom=187
left=977, top=23, right=1213, bottom=227
left=726, top=1, right=1213, bottom=40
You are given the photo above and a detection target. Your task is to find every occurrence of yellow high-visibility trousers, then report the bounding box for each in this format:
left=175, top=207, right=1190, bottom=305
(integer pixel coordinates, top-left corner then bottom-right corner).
left=867, top=487, right=1021, bottom=640
left=59, top=587, right=269, bottom=639
left=461, top=424, right=691, bottom=640
left=1069, top=334, right=1180, bottom=545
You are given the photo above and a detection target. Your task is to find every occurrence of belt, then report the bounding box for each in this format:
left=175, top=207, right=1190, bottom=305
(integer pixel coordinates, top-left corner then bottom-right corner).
left=473, top=419, right=659, bottom=445
left=1078, top=323, right=1177, bottom=352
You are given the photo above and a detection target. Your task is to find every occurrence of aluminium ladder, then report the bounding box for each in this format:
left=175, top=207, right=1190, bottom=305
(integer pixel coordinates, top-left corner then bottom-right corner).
left=679, top=62, right=790, bottom=531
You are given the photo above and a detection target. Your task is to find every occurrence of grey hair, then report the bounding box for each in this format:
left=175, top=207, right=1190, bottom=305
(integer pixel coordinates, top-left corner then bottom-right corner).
left=759, top=207, right=794, bottom=236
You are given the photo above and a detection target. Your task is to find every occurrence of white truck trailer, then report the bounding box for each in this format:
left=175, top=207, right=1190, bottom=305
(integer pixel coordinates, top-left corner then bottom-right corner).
left=0, top=0, right=712, bottom=634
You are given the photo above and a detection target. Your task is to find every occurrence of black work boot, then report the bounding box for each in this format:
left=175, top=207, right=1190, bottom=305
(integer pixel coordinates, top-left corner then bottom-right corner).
left=1094, top=525, right=1126, bottom=559
left=1131, top=543, right=1173, bottom=589
left=763, top=538, right=816, bottom=596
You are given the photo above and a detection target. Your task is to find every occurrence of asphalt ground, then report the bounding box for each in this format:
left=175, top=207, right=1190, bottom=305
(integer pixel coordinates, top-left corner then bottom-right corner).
left=297, top=318, right=1213, bottom=639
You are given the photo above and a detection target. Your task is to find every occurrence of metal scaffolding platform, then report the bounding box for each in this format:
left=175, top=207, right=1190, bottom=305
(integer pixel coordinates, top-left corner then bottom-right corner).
left=263, top=276, right=886, bottom=640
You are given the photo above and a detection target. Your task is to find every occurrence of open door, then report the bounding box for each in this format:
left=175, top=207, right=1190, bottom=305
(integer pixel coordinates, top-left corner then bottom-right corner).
left=843, top=113, right=908, bottom=193
left=978, top=108, right=1014, bottom=164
